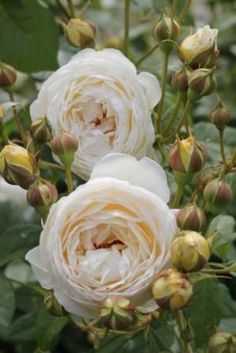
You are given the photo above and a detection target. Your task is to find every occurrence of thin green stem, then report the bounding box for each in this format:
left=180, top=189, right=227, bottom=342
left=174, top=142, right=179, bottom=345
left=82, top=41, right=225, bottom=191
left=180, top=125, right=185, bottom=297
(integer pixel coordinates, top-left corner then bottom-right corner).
left=67, top=0, right=76, bottom=17
left=39, top=160, right=65, bottom=171
left=9, top=278, right=46, bottom=297
left=175, top=311, right=194, bottom=353
left=136, top=43, right=159, bottom=67
left=170, top=0, right=177, bottom=17
left=178, top=0, right=192, bottom=24
left=78, top=0, right=91, bottom=17
left=65, top=163, right=73, bottom=194
left=183, top=98, right=191, bottom=132
left=124, top=0, right=131, bottom=56
left=219, top=129, right=227, bottom=165
left=55, top=0, right=71, bottom=19
left=172, top=184, right=183, bottom=208
left=163, top=93, right=182, bottom=136
left=7, top=89, right=28, bottom=146
left=156, top=51, right=170, bottom=132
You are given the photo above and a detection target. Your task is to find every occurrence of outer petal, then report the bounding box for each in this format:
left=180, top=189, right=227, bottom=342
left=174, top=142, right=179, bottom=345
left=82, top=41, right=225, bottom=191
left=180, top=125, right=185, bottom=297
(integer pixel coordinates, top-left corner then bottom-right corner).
left=138, top=72, right=161, bottom=108
left=25, top=247, right=52, bottom=289
left=90, top=153, right=170, bottom=203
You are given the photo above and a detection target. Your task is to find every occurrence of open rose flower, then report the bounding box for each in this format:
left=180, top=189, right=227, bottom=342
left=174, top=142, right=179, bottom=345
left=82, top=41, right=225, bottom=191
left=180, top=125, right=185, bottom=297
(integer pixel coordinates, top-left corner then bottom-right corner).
left=26, top=153, right=177, bottom=318
left=30, top=49, right=161, bottom=180
left=179, top=25, right=218, bottom=68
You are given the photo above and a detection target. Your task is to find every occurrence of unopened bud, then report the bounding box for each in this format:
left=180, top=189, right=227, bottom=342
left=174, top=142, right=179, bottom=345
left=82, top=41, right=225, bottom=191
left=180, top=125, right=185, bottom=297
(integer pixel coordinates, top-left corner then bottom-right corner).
left=171, top=231, right=210, bottom=272
left=0, top=62, right=17, bottom=87
left=152, top=270, right=193, bottom=311
left=208, top=332, right=236, bottom=353
left=44, top=292, right=65, bottom=316
left=169, top=135, right=205, bottom=185
left=51, top=132, right=78, bottom=167
left=30, top=118, right=52, bottom=144
left=177, top=205, right=207, bottom=232
left=0, top=145, right=35, bottom=189
left=65, top=18, right=96, bottom=48
left=27, top=178, right=58, bottom=214
left=172, top=66, right=191, bottom=93
left=195, top=172, right=216, bottom=193
left=188, top=68, right=216, bottom=101
left=87, top=331, right=100, bottom=349
left=153, top=14, right=179, bottom=52
left=103, top=36, right=123, bottom=50
left=204, top=179, right=232, bottom=214
left=209, top=100, right=231, bottom=130
left=100, top=296, right=134, bottom=330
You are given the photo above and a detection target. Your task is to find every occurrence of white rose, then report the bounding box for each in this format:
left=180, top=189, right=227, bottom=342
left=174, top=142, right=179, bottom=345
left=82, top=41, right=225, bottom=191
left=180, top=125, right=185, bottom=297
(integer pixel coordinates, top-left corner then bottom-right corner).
left=26, top=153, right=177, bottom=319
left=179, top=25, right=218, bottom=66
left=30, top=49, right=161, bottom=180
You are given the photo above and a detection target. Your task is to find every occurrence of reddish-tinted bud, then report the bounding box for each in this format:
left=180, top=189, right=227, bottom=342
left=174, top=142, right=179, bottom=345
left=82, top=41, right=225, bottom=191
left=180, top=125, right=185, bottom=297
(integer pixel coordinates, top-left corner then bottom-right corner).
left=209, top=100, right=231, bottom=130
left=0, top=62, right=17, bottom=87
left=204, top=179, right=233, bottom=214
left=51, top=132, right=78, bottom=167
left=153, top=13, right=179, bottom=52
left=65, top=18, right=96, bottom=48
left=27, top=178, right=58, bottom=209
left=172, top=66, right=191, bottom=93
left=177, top=205, right=207, bottom=232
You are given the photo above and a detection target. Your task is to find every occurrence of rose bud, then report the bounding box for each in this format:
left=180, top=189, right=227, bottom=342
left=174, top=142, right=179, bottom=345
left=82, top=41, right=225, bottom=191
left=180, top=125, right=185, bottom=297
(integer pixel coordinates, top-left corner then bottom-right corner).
left=30, top=117, right=52, bottom=144
left=208, top=332, right=236, bottom=353
left=171, top=231, right=210, bottom=272
left=65, top=18, right=96, bottom=48
left=100, top=296, right=134, bottom=330
left=0, top=145, right=35, bottom=189
left=44, top=292, right=65, bottom=317
left=209, top=99, right=231, bottom=130
left=188, top=68, right=216, bottom=101
left=177, top=205, right=207, bottom=232
left=178, top=26, right=219, bottom=69
left=51, top=132, right=78, bottom=167
left=152, top=270, right=193, bottom=311
left=195, top=171, right=217, bottom=193
left=0, top=62, right=17, bottom=87
left=172, top=66, right=191, bottom=93
left=153, top=13, right=179, bottom=52
left=204, top=179, right=233, bottom=214
left=87, top=331, right=100, bottom=349
left=169, top=135, right=205, bottom=185
left=27, top=178, right=58, bottom=217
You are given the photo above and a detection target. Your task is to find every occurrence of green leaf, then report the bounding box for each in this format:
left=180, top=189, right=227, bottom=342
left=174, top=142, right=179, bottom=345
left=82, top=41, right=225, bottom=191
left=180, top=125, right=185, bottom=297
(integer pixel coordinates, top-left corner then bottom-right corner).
left=10, top=313, right=37, bottom=342
left=0, top=0, right=59, bottom=72
left=0, top=224, right=41, bottom=267
left=186, top=278, right=223, bottom=349
left=36, top=308, right=68, bottom=350
left=0, top=276, right=16, bottom=326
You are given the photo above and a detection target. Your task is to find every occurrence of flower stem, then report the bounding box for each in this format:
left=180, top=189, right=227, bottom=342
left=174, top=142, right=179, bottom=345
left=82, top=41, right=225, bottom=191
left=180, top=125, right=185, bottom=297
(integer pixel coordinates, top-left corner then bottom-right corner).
left=170, top=0, right=177, bottom=17
left=55, top=0, right=71, bottom=19
left=183, top=98, right=191, bottom=132
left=65, top=163, right=73, bottom=194
left=178, top=0, right=192, bottom=24
left=136, top=43, right=159, bottom=67
left=175, top=310, right=194, bottom=353
left=156, top=51, right=170, bottom=132
left=7, top=89, right=28, bottom=146
left=219, top=129, right=227, bottom=165
left=163, top=93, right=182, bottom=136
left=124, top=0, right=131, bottom=57
left=172, top=184, right=183, bottom=208
left=39, top=160, right=65, bottom=171
left=67, top=0, right=76, bottom=17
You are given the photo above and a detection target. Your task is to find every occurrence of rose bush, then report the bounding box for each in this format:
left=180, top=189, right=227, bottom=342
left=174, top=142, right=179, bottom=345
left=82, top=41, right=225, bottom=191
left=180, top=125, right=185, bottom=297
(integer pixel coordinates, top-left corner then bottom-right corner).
left=26, top=153, right=177, bottom=318
left=30, top=49, right=161, bottom=179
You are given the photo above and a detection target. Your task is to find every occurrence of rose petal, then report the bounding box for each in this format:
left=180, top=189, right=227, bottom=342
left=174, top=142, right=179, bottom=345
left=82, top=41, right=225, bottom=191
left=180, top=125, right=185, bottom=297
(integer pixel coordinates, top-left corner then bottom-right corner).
left=90, top=153, right=170, bottom=203
left=138, top=72, right=161, bottom=108
left=25, top=247, right=52, bottom=289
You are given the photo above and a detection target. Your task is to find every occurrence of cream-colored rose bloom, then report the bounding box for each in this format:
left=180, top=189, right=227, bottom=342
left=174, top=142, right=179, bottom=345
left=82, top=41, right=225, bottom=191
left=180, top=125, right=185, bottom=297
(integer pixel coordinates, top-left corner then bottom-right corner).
left=30, top=49, right=161, bottom=180
left=179, top=25, right=218, bottom=64
left=26, top=153, right=177, bottom=318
